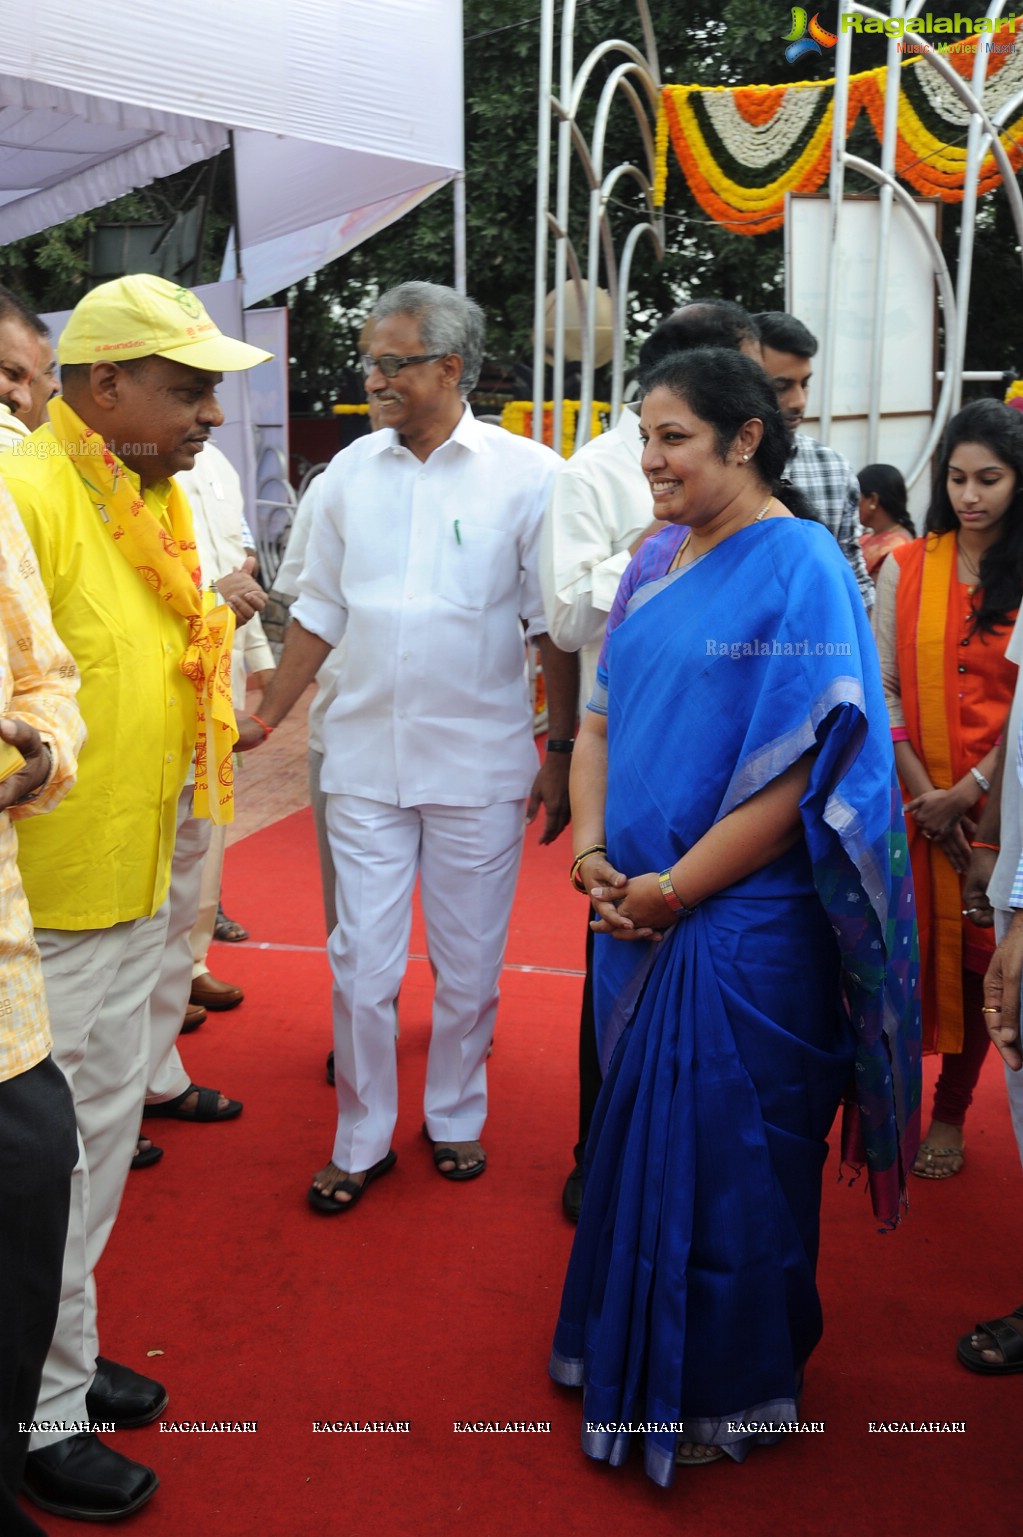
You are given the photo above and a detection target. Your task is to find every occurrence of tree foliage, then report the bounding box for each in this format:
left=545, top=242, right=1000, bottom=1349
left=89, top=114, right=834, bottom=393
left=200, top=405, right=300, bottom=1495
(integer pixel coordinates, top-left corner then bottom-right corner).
left=0, top=1, right=1019, bottom=406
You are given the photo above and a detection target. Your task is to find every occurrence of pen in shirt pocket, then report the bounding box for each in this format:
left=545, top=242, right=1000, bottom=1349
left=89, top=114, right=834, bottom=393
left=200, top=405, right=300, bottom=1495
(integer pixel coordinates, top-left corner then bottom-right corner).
left=453, top=519, right=462, bottom=545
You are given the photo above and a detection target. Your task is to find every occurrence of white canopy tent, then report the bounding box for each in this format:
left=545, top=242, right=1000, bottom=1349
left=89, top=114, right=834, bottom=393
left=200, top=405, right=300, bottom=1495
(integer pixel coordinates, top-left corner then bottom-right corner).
left=0, top=0, right=463, bottom=304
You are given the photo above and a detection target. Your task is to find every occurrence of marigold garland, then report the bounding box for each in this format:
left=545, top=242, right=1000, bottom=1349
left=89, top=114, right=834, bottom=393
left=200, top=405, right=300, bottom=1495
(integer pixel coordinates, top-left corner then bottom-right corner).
left=656, top=24, right=1023, bottom=235
left=500, top=400, right=609, bottom=458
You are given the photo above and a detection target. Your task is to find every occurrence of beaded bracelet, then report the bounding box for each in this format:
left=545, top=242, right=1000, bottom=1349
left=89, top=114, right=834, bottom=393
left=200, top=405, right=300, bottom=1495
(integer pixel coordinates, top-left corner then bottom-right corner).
left=658, top=868, right=699, bottom=918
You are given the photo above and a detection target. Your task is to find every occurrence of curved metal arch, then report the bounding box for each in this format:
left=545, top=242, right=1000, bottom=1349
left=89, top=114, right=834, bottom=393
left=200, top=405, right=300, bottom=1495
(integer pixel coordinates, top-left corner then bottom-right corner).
left=826, top=0, right=1023, bottom=451
left=535, top=0, right=662, bottom=453
left=569, top=39, right=659, bottom=119
left=614, top=222, right=664, bottom=413
left=580, top=68, right=663, bottom=433
left=842, top=152, right=959, bottom=485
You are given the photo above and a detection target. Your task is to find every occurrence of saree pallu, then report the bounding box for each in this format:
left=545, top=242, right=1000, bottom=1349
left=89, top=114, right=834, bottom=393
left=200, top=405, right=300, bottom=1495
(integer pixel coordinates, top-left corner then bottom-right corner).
left=550, top=520, right=920, bottom=1486
left=892, top=533, right=1016, bottom=1052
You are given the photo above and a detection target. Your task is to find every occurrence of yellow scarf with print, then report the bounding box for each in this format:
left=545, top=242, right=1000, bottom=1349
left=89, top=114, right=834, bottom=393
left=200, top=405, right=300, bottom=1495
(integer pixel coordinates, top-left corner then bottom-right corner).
left=48, top=395, right=237, bottom=823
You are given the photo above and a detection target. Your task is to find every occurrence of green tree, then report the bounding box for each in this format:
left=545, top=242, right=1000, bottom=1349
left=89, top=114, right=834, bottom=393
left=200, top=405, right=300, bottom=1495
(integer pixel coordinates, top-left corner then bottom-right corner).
left=0, top=0, right=1019, bottom=407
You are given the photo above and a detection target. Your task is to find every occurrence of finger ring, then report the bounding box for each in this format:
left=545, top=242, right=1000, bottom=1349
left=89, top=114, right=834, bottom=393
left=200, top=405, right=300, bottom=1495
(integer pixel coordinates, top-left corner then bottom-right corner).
left=981, top=1006, right=1002, bottom=1014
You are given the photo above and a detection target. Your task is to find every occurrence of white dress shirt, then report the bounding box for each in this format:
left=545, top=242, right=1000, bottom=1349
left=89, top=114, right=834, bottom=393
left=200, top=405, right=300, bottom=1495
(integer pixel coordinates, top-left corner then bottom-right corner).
left=988, top=608, right=1023, bottom=910
left=275, top=472, right=341, bottom=755
left=176, top=442, right=275, bottom=707
left=292, top=405, right=561, bottom=808
left=539, top=405, right=651, bottom=706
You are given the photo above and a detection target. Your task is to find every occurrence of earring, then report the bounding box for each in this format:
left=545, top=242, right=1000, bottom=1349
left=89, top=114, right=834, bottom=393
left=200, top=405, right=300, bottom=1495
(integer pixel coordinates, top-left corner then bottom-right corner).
left=741, top=453, right=749, bottom=462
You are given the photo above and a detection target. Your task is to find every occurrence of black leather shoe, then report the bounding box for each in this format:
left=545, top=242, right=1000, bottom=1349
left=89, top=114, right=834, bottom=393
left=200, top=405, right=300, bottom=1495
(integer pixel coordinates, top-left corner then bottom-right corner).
left=562, top=1163, right=583, bottom=1223
left=86, top=1356, right=168, bottom=1428
left=22, top=1432, right=158, bottom=1520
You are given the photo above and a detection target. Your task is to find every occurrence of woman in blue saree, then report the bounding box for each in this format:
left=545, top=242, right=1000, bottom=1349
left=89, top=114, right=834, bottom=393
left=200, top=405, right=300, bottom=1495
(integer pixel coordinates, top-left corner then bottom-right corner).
left=551, top=350, right=920, bottom=1484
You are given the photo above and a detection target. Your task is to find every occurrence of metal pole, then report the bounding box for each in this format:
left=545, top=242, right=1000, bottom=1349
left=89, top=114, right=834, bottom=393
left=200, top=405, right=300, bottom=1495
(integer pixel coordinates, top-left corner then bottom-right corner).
left=865, top=0, right=905, bottom=461
left=227, top=130, right=245, bottom=290
left=551, top=0, right=578, bottom=457
left=951, top=0, right=1007, bottom=413
left=532, top=0, right=555, bottom=441
left=819, top=0, right=852, bottom=443
left=453, top=173, right=467, bottom=296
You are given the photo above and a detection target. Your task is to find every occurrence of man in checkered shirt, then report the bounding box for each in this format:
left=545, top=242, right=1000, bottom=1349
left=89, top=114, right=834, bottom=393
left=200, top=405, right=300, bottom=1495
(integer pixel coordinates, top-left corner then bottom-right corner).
left=755, top=311, right=873, bottom=609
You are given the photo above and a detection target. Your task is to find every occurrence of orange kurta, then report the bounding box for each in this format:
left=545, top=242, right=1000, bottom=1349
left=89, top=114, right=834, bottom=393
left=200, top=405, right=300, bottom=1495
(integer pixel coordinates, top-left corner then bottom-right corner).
left=893, top=532, right=1015, bottom=1052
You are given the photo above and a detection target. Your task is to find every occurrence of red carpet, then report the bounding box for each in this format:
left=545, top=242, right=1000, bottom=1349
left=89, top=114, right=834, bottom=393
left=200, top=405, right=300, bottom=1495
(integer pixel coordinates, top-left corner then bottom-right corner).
left=34, top=808, right=1023, bottom=1537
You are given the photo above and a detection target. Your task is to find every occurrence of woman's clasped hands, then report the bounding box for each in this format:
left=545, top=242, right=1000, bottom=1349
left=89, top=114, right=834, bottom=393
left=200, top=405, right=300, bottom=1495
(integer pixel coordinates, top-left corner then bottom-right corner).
left=905, top=784, right=978, bottom=875
left=577, top=854, right=675, bottom=941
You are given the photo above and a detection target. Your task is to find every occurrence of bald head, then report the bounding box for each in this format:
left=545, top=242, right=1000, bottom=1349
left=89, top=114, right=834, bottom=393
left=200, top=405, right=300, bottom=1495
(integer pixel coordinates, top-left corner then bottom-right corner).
left=637, top=301, right=762, bottom=392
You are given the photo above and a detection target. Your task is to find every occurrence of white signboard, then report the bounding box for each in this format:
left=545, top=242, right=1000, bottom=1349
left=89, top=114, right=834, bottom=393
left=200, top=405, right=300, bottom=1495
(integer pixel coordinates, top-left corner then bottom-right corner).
left=785, top=193, right=939, bottom=516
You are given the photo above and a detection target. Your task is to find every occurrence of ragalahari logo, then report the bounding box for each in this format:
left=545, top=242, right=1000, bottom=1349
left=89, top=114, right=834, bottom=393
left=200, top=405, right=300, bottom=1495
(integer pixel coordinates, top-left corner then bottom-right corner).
left=784, top=8, right=839, bottom=63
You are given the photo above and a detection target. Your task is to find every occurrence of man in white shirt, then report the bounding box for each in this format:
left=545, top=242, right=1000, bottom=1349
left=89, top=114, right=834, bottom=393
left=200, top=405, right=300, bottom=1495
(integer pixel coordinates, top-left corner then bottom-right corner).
left=237, top=281, right=574, bottom=1209
left=141, top=443, right=273, bottom=1147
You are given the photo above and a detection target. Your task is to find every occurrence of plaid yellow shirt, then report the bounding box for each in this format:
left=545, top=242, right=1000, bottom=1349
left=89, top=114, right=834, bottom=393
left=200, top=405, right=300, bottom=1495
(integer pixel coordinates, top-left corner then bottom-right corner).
left=0, top=475, right=84, bottom=1083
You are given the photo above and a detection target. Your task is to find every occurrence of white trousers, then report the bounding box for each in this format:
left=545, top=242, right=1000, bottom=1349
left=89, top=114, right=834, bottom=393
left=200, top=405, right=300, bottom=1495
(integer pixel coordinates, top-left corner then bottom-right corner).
left=146, top=788, right=212, bottom=1104
left=31, top=908, right=170, bottom=1448
left=993, top=909, right=1023, bottom=1169
left=190, top=821, right=226, bottom=978
left=308, top=747, right=336, bottom=938
left=325, top=794, right=526, bottom=1172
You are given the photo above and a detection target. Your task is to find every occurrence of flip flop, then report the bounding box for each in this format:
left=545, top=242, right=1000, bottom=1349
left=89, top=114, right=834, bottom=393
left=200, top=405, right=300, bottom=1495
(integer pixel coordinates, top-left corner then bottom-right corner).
left=143, top=1084, right=243, bottom=1122
left=307, top=1150, right=397, bottom=1214
left=214, top=904, right=249, bottom=943
left=956, top=1307, right=1023, bottom=1374
left=421, top=1122, right=486, bottom=1181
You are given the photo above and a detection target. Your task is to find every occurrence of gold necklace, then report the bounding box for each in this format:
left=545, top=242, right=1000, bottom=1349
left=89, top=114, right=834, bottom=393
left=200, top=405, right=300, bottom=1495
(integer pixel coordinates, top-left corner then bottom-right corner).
left=670, top=498, right=773, bottom=572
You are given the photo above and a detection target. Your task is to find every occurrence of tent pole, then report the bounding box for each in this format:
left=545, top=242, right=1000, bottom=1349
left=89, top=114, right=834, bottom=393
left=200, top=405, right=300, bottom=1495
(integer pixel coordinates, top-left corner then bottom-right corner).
left=454, top=173, right=467, bottom=295
left=228, top=130, right=245, bottom=288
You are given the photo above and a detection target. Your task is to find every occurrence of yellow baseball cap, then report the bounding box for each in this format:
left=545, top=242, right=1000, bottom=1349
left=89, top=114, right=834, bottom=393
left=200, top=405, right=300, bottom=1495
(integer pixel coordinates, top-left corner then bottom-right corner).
left=58, top=274, right=272, bottom=372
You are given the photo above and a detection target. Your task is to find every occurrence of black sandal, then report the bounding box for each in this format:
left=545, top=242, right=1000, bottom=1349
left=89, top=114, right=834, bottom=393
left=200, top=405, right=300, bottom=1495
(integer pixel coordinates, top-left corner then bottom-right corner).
left=957, top=1306, right=1023, bottom=1374
left=143, top=1084, right=243, bottom=1122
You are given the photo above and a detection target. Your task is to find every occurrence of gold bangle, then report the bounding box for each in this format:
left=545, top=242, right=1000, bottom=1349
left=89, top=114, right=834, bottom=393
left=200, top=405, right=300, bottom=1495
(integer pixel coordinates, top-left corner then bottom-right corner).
left=570, top=843, right=607, bottom=892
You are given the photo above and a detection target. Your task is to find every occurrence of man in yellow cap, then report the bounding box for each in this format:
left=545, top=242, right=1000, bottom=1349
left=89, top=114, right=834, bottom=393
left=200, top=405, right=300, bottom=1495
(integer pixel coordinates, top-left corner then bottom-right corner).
left=2, top=274, right=269, bottom=1524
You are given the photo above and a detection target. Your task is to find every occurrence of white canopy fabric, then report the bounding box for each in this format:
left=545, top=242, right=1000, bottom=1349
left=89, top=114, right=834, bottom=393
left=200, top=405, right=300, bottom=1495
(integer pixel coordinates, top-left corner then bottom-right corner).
left=0, top=0, right=463, bottom=303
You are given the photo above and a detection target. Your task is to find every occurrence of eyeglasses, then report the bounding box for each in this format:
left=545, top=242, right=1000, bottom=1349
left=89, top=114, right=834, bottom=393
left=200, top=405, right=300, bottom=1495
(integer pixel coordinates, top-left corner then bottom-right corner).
left=360, top=352, right=447, bottom=379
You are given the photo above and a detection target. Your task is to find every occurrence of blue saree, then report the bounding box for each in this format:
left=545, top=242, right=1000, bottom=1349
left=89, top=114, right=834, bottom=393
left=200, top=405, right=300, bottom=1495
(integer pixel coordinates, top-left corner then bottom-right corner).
left=550, top=519, right=920, bottom=1486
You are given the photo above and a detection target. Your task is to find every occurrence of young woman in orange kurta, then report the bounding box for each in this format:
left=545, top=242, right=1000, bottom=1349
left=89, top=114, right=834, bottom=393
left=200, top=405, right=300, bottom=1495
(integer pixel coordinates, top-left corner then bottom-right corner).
left=874, top=401, right=1023, bottom=1178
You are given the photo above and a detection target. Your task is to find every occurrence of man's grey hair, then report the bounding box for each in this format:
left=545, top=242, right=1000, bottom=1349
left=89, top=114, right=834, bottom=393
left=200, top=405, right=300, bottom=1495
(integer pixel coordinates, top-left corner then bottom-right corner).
left=372, top=282, right=485, bottom=395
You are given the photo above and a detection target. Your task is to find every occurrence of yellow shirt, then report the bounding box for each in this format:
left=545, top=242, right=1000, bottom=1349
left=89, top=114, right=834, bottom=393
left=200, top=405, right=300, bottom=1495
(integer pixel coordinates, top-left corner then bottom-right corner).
left=4, top=427, right=198, bottom=929
left=0, top=474, right=84, bottom=1081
